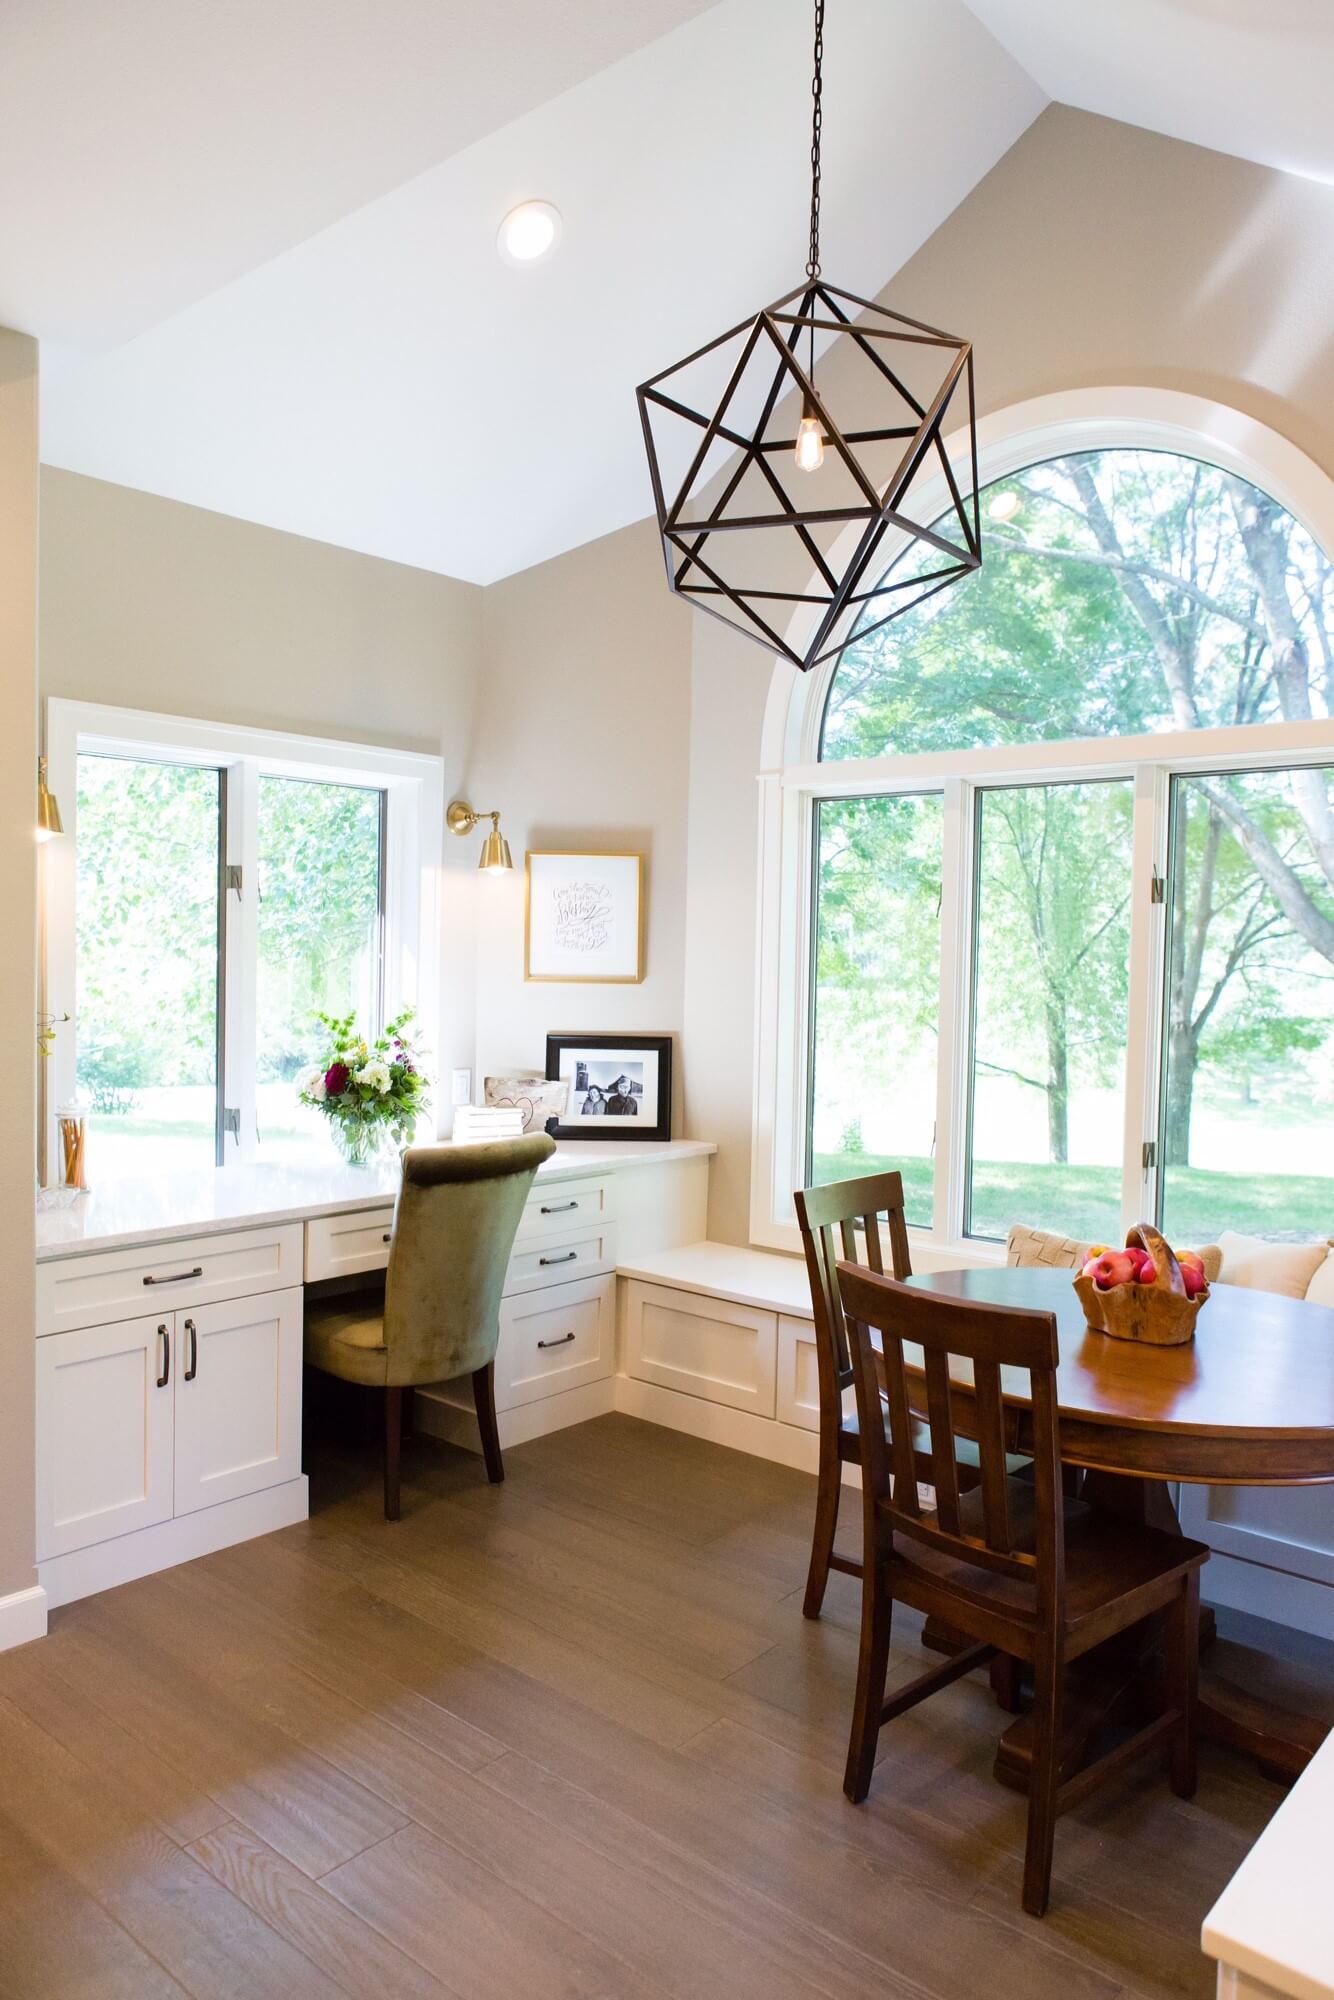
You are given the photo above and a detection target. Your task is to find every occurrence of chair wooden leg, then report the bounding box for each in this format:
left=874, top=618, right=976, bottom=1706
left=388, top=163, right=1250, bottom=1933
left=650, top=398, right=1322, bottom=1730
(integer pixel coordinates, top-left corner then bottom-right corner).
left=803, top=1429, right=842, bottom=1620
left=990, top=1652, right=1023, bottom=1713
left=383, top=1386, right=402, bottom=1522
left=1167, top=1568, right=1201, bottom=1799
left=843, top=1554, right=893, bottom=1804
left=1022, top=1633, right=1063, bottom=1918
left=401, top=1386, right=415, bottom=1440
left=472, top=1362, right=504, bottom=1484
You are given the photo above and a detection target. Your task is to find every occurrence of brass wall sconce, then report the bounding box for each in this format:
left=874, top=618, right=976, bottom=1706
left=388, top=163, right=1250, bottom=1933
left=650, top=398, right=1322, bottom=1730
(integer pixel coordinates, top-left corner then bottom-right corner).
left=447, top=798, right=512, bottom=873
left=36, top=756, right=64, bottom=841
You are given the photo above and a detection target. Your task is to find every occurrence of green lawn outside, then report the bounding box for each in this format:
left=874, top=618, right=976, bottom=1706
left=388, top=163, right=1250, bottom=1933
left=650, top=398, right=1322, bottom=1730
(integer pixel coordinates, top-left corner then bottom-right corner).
left=812, top=1153, right=1331, bottom=1247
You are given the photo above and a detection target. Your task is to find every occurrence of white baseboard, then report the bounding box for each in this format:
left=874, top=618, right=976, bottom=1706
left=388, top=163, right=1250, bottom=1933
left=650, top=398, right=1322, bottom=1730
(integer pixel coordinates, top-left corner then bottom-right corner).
left=414, top=1377, right=617, bottom=1453
left=0, top=1583, right=49, bottom=1653
left=38, top=1478, right=309, bottom=1611
left=614, top=1375, right=828, bottom=1476
left=1202, top=1549, right=1334, bottom=1642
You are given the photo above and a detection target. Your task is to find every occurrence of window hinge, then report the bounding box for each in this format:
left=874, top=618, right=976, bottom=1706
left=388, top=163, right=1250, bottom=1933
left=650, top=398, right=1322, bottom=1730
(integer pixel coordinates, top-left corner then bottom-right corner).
left=225, top=864, right=243, bottom=898
left=1149, top=869, right=1166, bottom=904
left=1142, top=1140, right=1157, bottom=1171
left=223, top=1107, right=241, bottom=1144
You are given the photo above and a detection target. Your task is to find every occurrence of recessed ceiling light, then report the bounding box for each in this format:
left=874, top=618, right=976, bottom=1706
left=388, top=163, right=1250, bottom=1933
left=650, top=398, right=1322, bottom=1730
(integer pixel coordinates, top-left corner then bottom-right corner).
left=498, top=200, right=561, bottom=265
left=987, top=489, right=1022, bottom=523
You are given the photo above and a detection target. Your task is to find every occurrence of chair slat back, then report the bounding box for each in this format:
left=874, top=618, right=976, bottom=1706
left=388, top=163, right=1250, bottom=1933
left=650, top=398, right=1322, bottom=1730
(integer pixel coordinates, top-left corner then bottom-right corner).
left=794, top=1172, right=911, bottom=1407
left=836, top=1263, right=1064, bottom=1595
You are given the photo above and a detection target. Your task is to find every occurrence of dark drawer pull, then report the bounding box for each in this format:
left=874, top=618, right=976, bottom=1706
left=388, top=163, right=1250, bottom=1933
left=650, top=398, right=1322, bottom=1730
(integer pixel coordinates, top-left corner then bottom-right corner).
left=537, top=1332, right=576, bottom=1350
left=143, top=1266, right=203, bottom=1287
left=183, top=1318, right=198, bottom=1382
left=382, top=1233, right=392, bottom=1244
left=540, top=1200, right=578, bottom=1214
left=156, top=1324, right=170, bottom=1388
left=539, top=1251, right=578, bottom=1267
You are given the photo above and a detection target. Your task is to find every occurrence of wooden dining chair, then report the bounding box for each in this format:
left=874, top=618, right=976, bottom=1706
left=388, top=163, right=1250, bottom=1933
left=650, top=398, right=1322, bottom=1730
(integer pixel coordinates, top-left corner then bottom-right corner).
left=835, top=1259, right=1209, bottom=1918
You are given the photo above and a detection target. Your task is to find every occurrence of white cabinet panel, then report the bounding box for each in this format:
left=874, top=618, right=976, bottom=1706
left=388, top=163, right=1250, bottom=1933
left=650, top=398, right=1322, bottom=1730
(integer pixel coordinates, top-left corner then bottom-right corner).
left=497, top=1275, right=616, bottom=1410
left=38, top=1224, right=304, bottom=1337
left=173, top=1288, right=303, bottom=1516
left=776, top=1311, right=850, bottom=1432
left=623, top=1280, right=777, bottom=1417
left=36, top=1315, right=175, bottom=1559
left=304, top=1207, right=396, bottom=1282
left=1179, top=1481, right=1334, bottom=1636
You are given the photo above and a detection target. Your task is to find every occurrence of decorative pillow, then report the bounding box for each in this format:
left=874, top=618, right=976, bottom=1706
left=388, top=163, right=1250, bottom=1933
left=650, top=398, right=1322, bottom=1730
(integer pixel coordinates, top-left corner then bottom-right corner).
left=1006, top=1225, right=1091, bottom=1271
left=1305, top=1248, right=1334, bottom=1308
left=1197, top=1244, right=1223, bottom=1285
left=1216, top=1230, right=1330, bottom=1300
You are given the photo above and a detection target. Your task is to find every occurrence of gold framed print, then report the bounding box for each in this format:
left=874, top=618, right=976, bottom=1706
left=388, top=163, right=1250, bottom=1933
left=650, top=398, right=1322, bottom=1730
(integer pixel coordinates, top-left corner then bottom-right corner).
left=524, top=850, right=644, bottom=984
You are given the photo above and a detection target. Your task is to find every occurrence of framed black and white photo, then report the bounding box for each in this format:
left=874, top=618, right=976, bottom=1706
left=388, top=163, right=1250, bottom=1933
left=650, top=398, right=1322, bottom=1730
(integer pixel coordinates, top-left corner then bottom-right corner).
left=525, top=851, right=644, bottom=984
left=545, top=1033, right=672, bottom=1142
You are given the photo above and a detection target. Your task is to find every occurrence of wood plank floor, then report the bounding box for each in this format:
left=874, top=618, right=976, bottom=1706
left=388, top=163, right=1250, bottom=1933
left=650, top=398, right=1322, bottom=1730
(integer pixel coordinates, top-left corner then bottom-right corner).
left=2, top=1412, right=1327, bottom=2000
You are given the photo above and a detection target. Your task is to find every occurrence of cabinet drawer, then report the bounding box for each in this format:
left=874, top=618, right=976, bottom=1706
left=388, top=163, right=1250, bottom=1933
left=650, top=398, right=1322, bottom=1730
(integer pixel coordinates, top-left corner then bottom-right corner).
left=503, top=1224, right=616, bottom=1297
left=37, top=1225, right=305, bottom=1337
left=305, top=1207, right=396, bottom=1282
left=497, top=1274, right=615, bottom=1409
left=515, top=1176, right=612, bottom=1244
left=622, top=1280, right=778, bottom=1417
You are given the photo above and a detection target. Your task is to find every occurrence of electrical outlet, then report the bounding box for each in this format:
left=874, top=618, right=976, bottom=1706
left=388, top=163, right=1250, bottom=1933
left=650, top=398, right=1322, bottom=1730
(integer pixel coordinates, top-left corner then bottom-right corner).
left=450, top=1068, right=473, bottom=1107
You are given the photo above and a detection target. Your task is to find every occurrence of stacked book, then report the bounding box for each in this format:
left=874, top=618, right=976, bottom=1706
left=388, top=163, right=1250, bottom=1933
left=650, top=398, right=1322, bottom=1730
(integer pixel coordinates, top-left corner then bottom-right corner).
left=451, top=1104, right=526, bottom=1144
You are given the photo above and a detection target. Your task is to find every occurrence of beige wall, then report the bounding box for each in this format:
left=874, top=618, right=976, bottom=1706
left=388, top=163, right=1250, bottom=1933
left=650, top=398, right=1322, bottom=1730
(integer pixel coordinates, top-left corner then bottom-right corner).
left=467, top=518, right=694, bottom=1128
left=38, top=469, right=487, bottom=1120
left=0, top=330, right=39, bottom=1602
left=685, top=105, right=1334, bottom=1242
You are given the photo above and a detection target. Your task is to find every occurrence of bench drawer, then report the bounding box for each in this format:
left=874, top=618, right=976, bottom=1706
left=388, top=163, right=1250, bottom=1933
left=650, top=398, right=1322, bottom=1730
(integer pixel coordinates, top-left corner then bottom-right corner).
left=622, top=1279, right=777, bottom=1418
left=305, top=1207, right=396, bottom=1282
left=38, top=1225, right=305, bottom=1338
left=498, top=1274, right=616, bottom=1409
left=776, top=1311, right=851, bottom=1432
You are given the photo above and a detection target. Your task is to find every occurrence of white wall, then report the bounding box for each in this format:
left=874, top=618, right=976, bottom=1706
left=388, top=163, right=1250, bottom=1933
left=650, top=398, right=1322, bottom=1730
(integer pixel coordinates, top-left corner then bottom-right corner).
left=0, top=329, right=39, bottom=1603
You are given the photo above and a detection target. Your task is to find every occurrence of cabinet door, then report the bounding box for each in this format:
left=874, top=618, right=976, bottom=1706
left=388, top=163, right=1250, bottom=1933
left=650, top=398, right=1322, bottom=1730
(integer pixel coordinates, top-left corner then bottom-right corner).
left=174, top=1287, right=303, bottom=1516
left=498, top=1273, right=616, bottom=1409
left=36, top=1315, right=175, bottom=1559
left=622, top=1280, right=778, bottom=1417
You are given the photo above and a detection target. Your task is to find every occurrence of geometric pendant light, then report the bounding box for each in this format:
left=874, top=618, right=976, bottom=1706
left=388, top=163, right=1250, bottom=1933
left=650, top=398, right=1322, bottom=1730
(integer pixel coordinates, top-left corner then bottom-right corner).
left=636, top=0, right=981, bottom=673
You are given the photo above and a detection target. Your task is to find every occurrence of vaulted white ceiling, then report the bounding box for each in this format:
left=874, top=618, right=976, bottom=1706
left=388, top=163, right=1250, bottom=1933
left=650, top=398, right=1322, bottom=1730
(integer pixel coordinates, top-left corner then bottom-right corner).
left=8, top=0, right=1331, bottom=584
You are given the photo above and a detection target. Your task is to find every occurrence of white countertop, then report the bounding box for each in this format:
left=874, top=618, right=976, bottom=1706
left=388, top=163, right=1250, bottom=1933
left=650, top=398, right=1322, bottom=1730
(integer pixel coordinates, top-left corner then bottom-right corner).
left=617, top=1239, right=812, bottom=1316
left=1202, top=1724, right=1334, bottom=2000
left=35, top=1140, right=715, bottom=1261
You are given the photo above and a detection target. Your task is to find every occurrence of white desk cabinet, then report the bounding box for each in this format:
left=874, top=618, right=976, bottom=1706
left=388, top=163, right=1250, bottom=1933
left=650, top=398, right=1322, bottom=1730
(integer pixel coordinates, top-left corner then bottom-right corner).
left=172, top=1289, right=303, bottom=1516
left=36, top=1314, right=175, bottom=1558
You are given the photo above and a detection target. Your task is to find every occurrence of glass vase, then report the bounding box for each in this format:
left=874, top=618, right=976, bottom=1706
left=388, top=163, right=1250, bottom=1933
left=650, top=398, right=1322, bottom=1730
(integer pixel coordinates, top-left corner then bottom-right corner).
left=331, top=1116, right=378, bottom=1167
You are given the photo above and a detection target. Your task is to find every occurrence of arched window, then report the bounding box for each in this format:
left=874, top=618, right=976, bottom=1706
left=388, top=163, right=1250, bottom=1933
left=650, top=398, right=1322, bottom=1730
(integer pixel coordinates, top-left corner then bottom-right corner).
left=759, top=429, right=1334, bottom=1257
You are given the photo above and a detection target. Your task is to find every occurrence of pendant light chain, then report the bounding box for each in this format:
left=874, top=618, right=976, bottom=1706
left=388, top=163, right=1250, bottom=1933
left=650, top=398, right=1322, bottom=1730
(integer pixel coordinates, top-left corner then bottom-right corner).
left=805, top=0, right=824, bottom=281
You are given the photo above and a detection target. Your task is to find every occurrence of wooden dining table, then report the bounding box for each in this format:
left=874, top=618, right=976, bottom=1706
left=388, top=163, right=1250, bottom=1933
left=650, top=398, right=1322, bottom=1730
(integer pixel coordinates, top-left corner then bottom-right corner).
left=894, top=1265, right=1334, bottom=1785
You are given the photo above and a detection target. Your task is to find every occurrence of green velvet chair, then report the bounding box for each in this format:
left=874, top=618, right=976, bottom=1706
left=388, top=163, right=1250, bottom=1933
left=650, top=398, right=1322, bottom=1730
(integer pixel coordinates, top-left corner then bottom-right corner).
left=304, top=1132, right=557, bottom=1519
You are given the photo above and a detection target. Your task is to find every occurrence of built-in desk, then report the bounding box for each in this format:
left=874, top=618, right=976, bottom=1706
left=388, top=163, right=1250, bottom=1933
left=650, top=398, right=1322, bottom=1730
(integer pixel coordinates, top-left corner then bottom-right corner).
left=34, top=1140, right=713, bottom=1609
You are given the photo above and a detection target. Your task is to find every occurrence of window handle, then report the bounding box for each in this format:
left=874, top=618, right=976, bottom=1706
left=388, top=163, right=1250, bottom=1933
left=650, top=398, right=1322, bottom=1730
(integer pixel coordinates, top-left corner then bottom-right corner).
left=156, top=1324, right=170, bottom=1388
left=540, top=1200, right=578, bottom=1214
left=143, top=1266, right=203, bottom=1287
left=183, top=1319, right=198, bottom=1382
left=537, top=1332, right=576, bottom=1350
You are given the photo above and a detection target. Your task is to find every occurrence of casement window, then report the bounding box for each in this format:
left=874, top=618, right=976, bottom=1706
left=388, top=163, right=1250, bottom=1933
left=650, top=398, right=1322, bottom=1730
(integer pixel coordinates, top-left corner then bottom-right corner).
left=756, top=401, right=1334, bottom=1262
left=43, top=703, right=442, bottom=1180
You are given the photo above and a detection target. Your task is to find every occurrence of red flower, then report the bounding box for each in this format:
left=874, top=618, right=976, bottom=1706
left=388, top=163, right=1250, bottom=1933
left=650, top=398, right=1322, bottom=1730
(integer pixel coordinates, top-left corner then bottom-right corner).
left=324, top=1062, right=351, bottom=1095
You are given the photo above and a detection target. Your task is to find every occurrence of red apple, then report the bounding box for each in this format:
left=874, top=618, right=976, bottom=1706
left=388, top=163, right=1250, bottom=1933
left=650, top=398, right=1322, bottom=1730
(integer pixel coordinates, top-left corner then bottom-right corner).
left=1181, top=1262, right=1207, bottom=1299
left=1127, top=1247, right=1155, bottom=1282
left=1090, top=1249, right=1137, bottom=1290
left=1178, top=1249, right=1205, bottom=1273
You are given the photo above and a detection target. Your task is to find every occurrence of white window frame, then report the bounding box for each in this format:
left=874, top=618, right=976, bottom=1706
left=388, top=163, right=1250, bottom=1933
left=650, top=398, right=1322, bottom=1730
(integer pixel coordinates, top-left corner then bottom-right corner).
left=43, top=699, right=443, bottom=1173
left=751, top=388, right=1334, bottom=1265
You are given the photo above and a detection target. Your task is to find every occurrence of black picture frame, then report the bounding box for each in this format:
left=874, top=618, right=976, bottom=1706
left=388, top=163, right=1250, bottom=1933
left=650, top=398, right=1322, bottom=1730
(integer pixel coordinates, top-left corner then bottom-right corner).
left=545, top=1033, right=673, bottom=1142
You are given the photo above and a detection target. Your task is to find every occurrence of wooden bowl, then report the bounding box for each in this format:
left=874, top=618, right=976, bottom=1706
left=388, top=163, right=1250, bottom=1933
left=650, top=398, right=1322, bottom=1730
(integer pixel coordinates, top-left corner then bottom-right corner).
left=1072, top=1222, right=1209, bottom=1347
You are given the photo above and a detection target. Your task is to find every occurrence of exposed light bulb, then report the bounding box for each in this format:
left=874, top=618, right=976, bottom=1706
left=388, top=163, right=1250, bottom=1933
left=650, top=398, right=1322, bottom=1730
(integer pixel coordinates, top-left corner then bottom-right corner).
left=795, top=407, right=825, bottom=473
left=987, top=489, right=1022, bottom=523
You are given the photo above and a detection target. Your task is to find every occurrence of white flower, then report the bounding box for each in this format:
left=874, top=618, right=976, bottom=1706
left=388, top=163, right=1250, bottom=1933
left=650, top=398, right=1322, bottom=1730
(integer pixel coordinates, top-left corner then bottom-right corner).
left=310, top=1075, right=328, bottom=1103
left=355, top=1061, right=392, bottom=1095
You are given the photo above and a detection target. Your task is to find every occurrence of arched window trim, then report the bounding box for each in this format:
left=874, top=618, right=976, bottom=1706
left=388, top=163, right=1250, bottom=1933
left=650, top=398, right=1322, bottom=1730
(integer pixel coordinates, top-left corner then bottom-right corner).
left=751, top=387, right=1334, bottom=1261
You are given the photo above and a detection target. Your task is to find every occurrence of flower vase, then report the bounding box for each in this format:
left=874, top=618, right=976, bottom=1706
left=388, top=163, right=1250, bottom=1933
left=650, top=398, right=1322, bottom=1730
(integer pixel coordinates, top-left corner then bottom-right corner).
left=332, top=1117, right=377, bottom=1167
